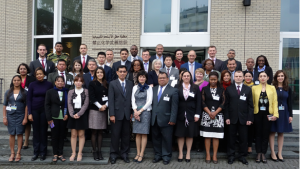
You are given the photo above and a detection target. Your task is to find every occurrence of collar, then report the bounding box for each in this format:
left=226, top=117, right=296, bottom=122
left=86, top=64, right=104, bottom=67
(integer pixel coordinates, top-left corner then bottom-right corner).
left=182, top=83, right=191, bottom=90
left=257, top=65, right=266, bottom=71
left=58, top=70, right=65, bottom=74
left=156, top=54, right=163, bottom=59
left=229, top=70, right=235, bottom=74
left=235, top=83, right=243, bottom=89
left=159, top=83, right=168, bottom=89
left=143, top=61, right=149, bottom=64
left=247, top=68, right=254, bottom=72
left=81, top=54, right=87, bottom=58
left=118, top=78, right=126, bottom=84
left=209, top=57, right=216, bottom=61
left=121, top=60, right=127, bottom=64
left=188, top=61, right=195, bottom=66
left=39, top=57, right=46, bottom=61
left=98, top=64, right=105, bottom=68
left=166, top=66, right=172, bottom=70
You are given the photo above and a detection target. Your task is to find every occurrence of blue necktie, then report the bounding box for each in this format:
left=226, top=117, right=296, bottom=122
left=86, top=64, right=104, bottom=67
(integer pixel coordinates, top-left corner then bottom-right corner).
left=158, top=86, right=163, bottom=101
left=122, top=82, right=126, bottom=95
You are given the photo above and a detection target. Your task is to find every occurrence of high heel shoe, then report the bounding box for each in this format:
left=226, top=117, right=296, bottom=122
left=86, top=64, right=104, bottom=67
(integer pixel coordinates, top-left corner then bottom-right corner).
left=256, top=153, right=261, bottom=163
left=137, top=156, right=143, bottom=163
left=69, top=153, right=76, bottom=161
left=133, top=155, right=139, bottom=162
left=77, top=153, right=83, bottom=162
left=277, top=153, right=284, bottom=162
left=93, top=151, right=99, bottom=161
left=270, top=154, right=278, bottom=162
left=261, top=154, right=267, bottom=163
left=9, top=153, right=15, bottom=162
left=97, top=151, right=103, bottom=160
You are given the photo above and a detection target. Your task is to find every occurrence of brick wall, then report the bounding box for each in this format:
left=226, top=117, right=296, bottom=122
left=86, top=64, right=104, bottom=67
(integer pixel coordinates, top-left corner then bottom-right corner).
left=82, top=0, right=141, bottom=60
left=210, top=0, right=281, bottom=73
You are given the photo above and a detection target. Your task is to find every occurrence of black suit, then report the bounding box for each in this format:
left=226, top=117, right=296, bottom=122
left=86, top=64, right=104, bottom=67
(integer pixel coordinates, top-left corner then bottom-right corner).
left=225, top=84, right=254, bottom=158
left=151, top=84, right=178, bottom=161
left=108, top=79, right=133, bottom=159
left=220, top=59, right=243, bottom=72
left=88, top=80, right=109, bottom=111
left=202, top=58, right=223, bottom=72
left=71, top=55, right=93, bottom=73
left=111, top=60, right=131, bottom=80
left=29, top=59, right=55, bottom=77
left=47, top=71, right=74, bottom=89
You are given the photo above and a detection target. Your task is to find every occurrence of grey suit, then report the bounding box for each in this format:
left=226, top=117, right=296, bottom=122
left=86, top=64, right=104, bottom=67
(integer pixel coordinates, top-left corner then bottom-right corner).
left=151, top=84, right=178, bottom=161
left=202, top=58, right=223, bottom=72
left=47, top=70, right=74, bottom=89
left=108, top=79, right=133, bottom=159
left=220, top=59, right=243, bottom=72
left=127, top=55, right=143, bottom=62
left=160, top=67, right=179, bottom=86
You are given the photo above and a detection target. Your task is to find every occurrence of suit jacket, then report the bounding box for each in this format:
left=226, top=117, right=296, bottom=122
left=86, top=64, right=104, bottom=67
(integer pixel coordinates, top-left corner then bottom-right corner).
left=147, top=70, right=159, bottom=86
left=177, top=85, right=201, bottom=122
left=128, top=55, right=143, bottom=62
left=151, top=84, right=178, bottom=127
left=105, top=59, right=116, bottom=68
left=111, top=60, right=132, bottom=80
left=108, top=79, right=133, bottom=120
left=29, top=59, right=55, bottom=77
left=10, top=75, right=36, bottom=89
left=143, top=61, right=152, bottom=73
left=220, top=59, right=242, bottom=72
left=47, top=71, right=74, bottom=89
left=180, top=62, right=203, bottom=81
left=71, top=55, right=93, bottom=73
left=88, top=80, right=109, bottom=111
left=202, top=58, right=223, bottom=72
left=98, top=65, right=112, bottom=84
left=254, top=66, right=273, bottom=85
left=83, top=72, right=94, bottom=89
left=225, top=84, right=254, bottom=125
left=45, top=88, right=68, bottom=121
left=160, top=67, right=179, bottom=86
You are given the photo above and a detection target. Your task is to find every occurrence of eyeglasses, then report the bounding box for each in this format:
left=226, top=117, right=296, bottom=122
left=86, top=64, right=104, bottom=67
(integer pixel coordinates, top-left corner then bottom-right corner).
left=118, top=71, right=127, bottom=73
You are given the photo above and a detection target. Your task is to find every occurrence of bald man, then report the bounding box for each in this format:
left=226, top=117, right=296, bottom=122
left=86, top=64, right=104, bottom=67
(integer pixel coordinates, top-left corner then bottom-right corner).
left=180, top=50, right=202, bottom=81
left=150, top=44, right=175, bottom=68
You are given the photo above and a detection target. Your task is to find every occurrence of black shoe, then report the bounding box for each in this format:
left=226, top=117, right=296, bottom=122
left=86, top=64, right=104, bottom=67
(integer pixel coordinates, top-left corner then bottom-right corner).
left=185, top=159, right=190, bottom=162
left=40, top=155, right=46, bottom=161
left=228, top=157, right=235, bottom=164
left=110, top=157, right=116, bottom=164
left=137, top=156, right=143, bottom=163
left=22, top=146, right=29, bottom=149
left=270, top=154, right=278, bottom=162
left=256, top=153, right=261, bottom=163
left=152, top=158, right=162, bottom=163
left=93, top=151, right=99, bottom=161
left=261, top=154, right=267, bottom=163
left=123, top=156, right=130, bottom=163
left=31, top=155, right=38, bottom=161
left=98, top=151, right=103, bottom=160
left=163, top=160, right=170, bottom=165
left=238, top=157, right=248, bottom=165
left=178, top=158, right=183, bottom=162
left=277, top=153, right=284, bottom=162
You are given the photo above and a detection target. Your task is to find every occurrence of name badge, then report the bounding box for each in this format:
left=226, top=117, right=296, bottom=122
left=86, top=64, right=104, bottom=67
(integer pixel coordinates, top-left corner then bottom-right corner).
left=55, top=63, right=58, bottom=66
left=102, top=96, right=108, bottom=101
left=213, top=96, right=220, bottom=101
left=189, top=92, right=195, bottom=98
left=6, top=106, right=11, bottom=111
left=67, top=81, right=72, bottom=85
left=11, top=106, right=17, bottom=110
left=24, top=87, right=28, bottom=91
left=255, top=81, right=260, bottom=85
left=240, top=95, right=246, bottom=100
left=279, top=105, right=285, bottom=110
left=163, top=96, right=170, bottom=101
left=171, top=80, right=177, bottom=87
left=260, top=106, right=266, bottom=111
left=170, top=76, right=175, bottom=80
left=44, top=76, right=47, bottom=79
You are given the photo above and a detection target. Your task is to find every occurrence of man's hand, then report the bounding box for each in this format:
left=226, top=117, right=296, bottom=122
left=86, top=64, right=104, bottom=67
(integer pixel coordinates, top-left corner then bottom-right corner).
left=226, top=119, right=230, bottom=125
left=110, top=116, right=115, bottom=124
left=168, top=122, right=175, bottom=125
left=246, top=121, right=252, bottom=125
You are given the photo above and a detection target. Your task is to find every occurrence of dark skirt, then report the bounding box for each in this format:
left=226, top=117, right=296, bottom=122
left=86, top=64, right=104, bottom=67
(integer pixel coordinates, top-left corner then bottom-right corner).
left=175, top=120, right=198, bottom=137
left=7, top=111, right=25, bottom=135
left=67, top=109, right=89, bottom=130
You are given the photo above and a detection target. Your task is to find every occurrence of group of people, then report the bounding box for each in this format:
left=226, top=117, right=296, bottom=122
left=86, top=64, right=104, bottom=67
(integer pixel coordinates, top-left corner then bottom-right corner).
left=3, top=43, right=293, bottom=165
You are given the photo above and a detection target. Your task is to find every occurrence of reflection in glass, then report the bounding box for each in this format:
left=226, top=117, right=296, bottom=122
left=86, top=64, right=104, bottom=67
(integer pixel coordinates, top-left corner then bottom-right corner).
left=144, top=0, right=171, bottom=32
left=62, top=0, right=82, bottom=34
left=34, top=38, right=53, bottom=60
left=34, top=0, right=54, bottom=35
left=281, top=0, right=299, bottom=32
left=62, top=37, right=82, bottom=61
left=180, top=0, right=208, bottom=32
left=282, top=38, right=299, bottom=110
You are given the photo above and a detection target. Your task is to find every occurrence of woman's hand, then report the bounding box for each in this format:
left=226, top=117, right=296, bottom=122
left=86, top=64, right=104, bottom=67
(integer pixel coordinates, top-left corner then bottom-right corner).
left=194, top=117, right=199, bottom=122
left=3, top=118, right=8, bottom=126
left=22, top=118, right=27, bottom=125
left=289, top=117, right=293, bottom=123
left=63, top=115, right=68, bottom=121
left=48, top=120, right=53, bottom=125
left=271, top=116, right=277, bottom=121
left=28, top=114, right=33, bottom=122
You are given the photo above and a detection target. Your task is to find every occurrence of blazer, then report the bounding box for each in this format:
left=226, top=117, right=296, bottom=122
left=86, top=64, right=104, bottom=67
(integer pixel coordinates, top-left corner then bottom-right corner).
left=160, top=67, right=179, bottom=86
left=29, top=59, right=55, bottom=77
left=202, top=58, right=223, bottom=72
left=71, top=55, right=93, bottom=73
left=10, top=75, right=36, bottom=89
left=177, top=84, right=201, bottom=122
left=220, top=59, right=243, bottom=72
left=47, top=70, right=74, bottom=89
left=243, top=69, right=259, bottom=83
left=98, top=65, right=112, bottom=84
left=147, top=70, right=159, bottom=86
left=88, top=80, right=109, bottom=111
left=254, top=66, right=273, bottom=85
left=252, top=84, right=279, bottom=118
left=83, top=72, right=94, bottom=89
left=111, top=60, right=132, bottom=80
left=67, top=89, right=89, bottom=118
left=202, top=85, right=225, bottom=111
left=224, top=84, right=254, bottom=125
left=105, top=59, right=116, bottom=68
left=128, top=55, right=143, bottom=62
left=143, top=61, right=152, bottom=73
left=131, top=85, right=153, bottom=111
left=180, top=62, right=203, bottom=81
left=4, top=90, right=27, bottom=114
left=45, top=88, right=68, bottom=121
left=108, top=79, right=134, bottom=120
left=151, top=84, right=179, bottom=127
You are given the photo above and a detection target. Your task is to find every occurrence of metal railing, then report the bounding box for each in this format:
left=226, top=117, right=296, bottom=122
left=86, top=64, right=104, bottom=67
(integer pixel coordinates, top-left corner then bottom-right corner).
left=0, top=78, right=3, bottom=104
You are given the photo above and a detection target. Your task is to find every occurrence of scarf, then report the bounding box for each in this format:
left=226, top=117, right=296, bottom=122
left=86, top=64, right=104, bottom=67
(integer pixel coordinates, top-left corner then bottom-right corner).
left=222, top=81, right=231, bottom=90
left=138, top=83, right=149, bottom=92
left=244, top=81, right=254, bottom=87
left=53, top=86, right=68, bottom=115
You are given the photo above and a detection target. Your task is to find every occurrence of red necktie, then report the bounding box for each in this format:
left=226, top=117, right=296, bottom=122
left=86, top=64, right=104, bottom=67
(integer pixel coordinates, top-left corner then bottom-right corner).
left=41, top=60, right=45, bottom=69
left=237, top=86, right=240, bottom=95
left=82, top=56, right=86, bottom=68
left=60, top=72, right=65, bottom=82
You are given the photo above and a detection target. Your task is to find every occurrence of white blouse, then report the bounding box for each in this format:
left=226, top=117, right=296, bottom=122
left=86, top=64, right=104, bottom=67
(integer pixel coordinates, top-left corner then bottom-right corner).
left=131, top=85, right=153, bottom=111
left=73, top=88, right=83, bottom=108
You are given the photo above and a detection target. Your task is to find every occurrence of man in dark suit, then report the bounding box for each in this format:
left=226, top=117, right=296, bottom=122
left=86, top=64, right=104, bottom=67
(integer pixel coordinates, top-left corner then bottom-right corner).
left=243, top=58, right=259, bottom=84
left=47, top=59, right=74, bottom=89
left=201, top=46, right=223, bottom=72
left=96, top=52, right=112, bottom=83
left=227, top=58, right=237, bottom=83
left=83, top=59, right=97, bottom=89
left=180, top=50, right=202, bottom=82
left=142, top=50, right=152, bottom=73
left=71, top=44, right=93, bottom=73
left=151, top=72, right=178, bottom=165
left=225, top=70, right=254, bottom=165
left=220, top=49, right=242, bottom=71
left=108, top=65, right=133, bottom=164
left=112, top=48, right=131, bottom=80
left=29, top=44, right=55, bottom=78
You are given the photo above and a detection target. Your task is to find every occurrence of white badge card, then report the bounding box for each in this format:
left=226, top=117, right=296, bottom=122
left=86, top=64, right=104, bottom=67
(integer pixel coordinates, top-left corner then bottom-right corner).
left=44, top=76, right=47, bottom=79
left=170, top=76, right=175, bottom=80
left=279, top=105, right=285, bottom=110
left=67, top=80, right=72, bottom=85
left=260, top=106, right=266, bottom=111
left=163, top=94, right=170, bottom=101
left=240, top=94, right=246, bottom=100
left=11, top=106, right=17, bottom=110
left=6, top=106, right=11, bottom=111
left=171, top=80, right=177, bottom=87
left=102, top=96, right=108, bottom=101
left=189, top=92, right=195, bottom=98
left=213, top=95, right=220, bottom=101
left=255, top=81, right=260, bottom=85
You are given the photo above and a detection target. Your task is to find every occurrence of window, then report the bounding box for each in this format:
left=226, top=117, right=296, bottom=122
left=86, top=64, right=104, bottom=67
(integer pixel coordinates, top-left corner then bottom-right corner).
left=33, top=0, right=82, bottom=60
left=280, top=0, right=299, bottom=32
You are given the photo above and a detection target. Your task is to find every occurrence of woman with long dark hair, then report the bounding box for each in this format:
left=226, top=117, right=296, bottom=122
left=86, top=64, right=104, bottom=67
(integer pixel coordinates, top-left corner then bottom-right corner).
left=88, top=67, right=109, bottom=161
left=69, top=60, right=84, bottom=78
left=3, top=75, right=28, bottom=162
left=128, top=60, right=145, bottom=85
left=254, top=55, right=273, bottom=85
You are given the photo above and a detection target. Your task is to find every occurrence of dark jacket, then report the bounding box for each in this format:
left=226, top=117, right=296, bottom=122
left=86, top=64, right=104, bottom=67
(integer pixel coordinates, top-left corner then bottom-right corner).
left=111, top=60, right=132, bottom=80
left=29, top=59, right=55, bottom=77
left=220, top=59, right=243, bottom=72
left=147, top=70, right=159, bottom=86
left=45, top=88, right=68, bottom=121
left=88, top=80, right=109, bottom=111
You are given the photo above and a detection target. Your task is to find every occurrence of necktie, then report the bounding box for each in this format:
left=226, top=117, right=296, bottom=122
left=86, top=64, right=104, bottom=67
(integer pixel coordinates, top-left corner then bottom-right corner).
left=190, top=63, right=194, bottom=80
left=237, top=85, right=240, bottom=95
left=41, top=60, right=45, bottom=69
left=122, top=82, right=126, bottom=95
left=82, top=56, right=86, bottom=69
left=144, top=63, right=148, bottom=72
left=167, top=68, right=170, bottom=76
left=158, top=86, right=163, bottom=101
left=60, top=72, right=65, bottom=82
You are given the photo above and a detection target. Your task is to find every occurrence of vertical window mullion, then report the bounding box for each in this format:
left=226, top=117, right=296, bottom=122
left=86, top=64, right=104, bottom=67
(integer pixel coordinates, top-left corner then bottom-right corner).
left=53, top=0, right=59, bottom=47
left=170, top=0, right=179, bottom=34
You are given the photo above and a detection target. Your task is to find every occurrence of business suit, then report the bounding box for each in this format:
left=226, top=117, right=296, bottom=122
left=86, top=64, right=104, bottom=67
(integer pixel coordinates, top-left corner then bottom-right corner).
left=225, top=84, right=253, bottom=158
left=151, top=84, right=178, bottom=162
left=108, top=79, right=133, bottom=159
left=128, top=55, right=143, bottom=62
left=160, top=67, right=179, bottom=86
left=98, top=65, right=112, bottom=84
left=83, top=72, right=94, bottom=89
left=202, top=58, right=223, bottom=72
left=220, top=59, right=243, bottom=72
left=143, top=61, right=152, bottom=73
left=254, top=66, right=273, bottom=85
left=111, top=60, right=131, bottom=80
left=29, top=59, right=55, bottom=77
left=47, top=71, right=74, bottom=89
left=72, top=55, right=93, bottom=73
left=180, top=62, right=202, bottom=81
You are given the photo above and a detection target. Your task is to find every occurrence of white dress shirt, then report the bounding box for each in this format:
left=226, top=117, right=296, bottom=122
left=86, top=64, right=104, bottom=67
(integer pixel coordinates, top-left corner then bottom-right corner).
left=235, top=83, right=243, bottom=91
left=81, top=55, right=87, bottom=64
left=39, top=57, right=47, bottom=71
left=121, top=60, right=127, bottom=66
left=58, top=70, right=66, bottom=82
left=98, top=64, right=105, bottom=69
left=209, top=57, right=217, bottom=64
